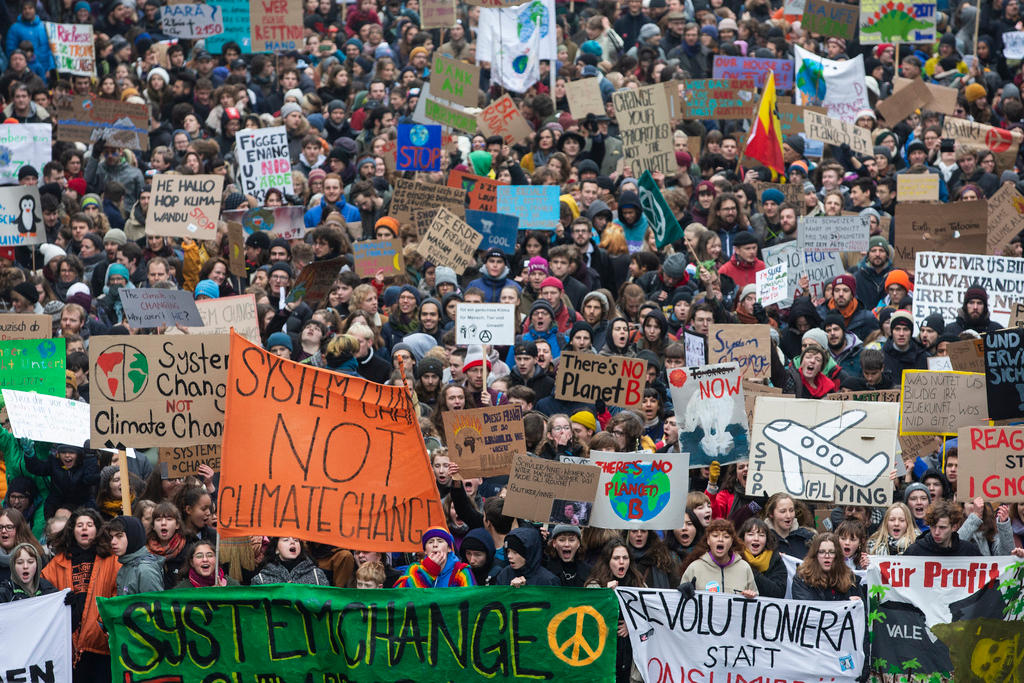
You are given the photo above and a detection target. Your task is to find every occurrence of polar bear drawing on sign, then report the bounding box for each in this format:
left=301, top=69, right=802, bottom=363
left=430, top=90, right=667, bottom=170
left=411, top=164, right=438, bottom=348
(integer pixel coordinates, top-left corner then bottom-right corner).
left=683, top=388, right=734, bottom=457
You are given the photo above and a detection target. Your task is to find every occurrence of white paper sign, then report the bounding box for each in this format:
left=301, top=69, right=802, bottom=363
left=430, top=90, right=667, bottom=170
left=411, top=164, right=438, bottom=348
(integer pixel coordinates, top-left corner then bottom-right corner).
left=0, top=590, right=73, bottom=683
left=913, top=251, right=1024, bottom=329
left=927, top=355, right=953, bottom=371
left=455, top=303, right=516, bottom=346
left=587, top=451, right=690, bottom=529
left=762, top=242, right=846, bottom=307
left=160, top=3, right=224, bottom=38
left=756, top=262, right=788, bottom=306
left=1005, top=31, right=1024, bottom=59
left=0, top=124, right=51, bottom=186
left=2, top=389, right=90, bottom=446
left=235, top=126, right=291, bottom=202
left=799, top=215, right=870, bottom=252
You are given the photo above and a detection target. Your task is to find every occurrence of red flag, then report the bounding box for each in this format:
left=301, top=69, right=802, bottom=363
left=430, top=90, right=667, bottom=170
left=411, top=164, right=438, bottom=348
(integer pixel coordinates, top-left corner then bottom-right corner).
left=743, top=71, right=786, bottom=176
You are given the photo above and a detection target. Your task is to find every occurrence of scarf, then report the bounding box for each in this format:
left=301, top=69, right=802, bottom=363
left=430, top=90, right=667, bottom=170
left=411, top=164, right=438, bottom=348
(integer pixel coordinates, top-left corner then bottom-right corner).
left=743, top=549, right=772, bottom=573
left=188, top=566, right=226, bottom=587
left=828, top=296, right=859, bottom=324
left=148, top=532, right=186, bottom=558
left=800, top=370, right=836, bottom=398
left=101, top=496, right=129, bottom=517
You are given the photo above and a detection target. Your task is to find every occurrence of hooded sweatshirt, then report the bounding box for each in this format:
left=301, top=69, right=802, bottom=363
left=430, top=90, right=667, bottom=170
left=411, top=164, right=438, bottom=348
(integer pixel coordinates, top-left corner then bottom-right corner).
left=493, top=527, right=560, bottom=586
left=615, top=191, right=649, bottom=253
left=681, top=551, right=757, bottom=594
left=458, top=528, right=496, bottom=585
left=467, top=264, right=521, bottom=303
left=115, top=516, right=166, bottom=595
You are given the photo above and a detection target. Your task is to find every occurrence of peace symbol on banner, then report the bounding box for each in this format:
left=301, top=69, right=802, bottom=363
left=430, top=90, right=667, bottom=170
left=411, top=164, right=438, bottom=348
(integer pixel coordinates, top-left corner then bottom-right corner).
left=547, top=605, right=608, bottom=667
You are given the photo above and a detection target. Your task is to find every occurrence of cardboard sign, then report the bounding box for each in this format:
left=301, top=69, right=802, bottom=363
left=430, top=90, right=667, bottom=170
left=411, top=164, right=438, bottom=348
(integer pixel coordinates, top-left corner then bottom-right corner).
left=748, top=396, right=899, bottom=505
left=892, top=76, right=957, bottom=115
left=53, top=94, right=149, bottom=150
left=667, top=363, right=749, bottom=467
left=893, top=201, right=987, bottom=270
left=756, top=261, right=788, bottom=306
left=160, top=4, right=224, bottom=38
left=986, top=183, right=1024, bottom=255
left=497, top=185, right=560, bottom=231
left=442, top=405, right=527, bottom=477
left=2, top=389, right=90, bottom=446
left=287, top=257, right=344, bottom=308
left=352, top=239, right=404, bottom=278
left=762, top=242, right=845, bottom=308
left=983, top=328, right=1024, bottom=421
left=422, top=91, right=477, bottom=132
left=899, top=370, right=987, bottom=436
left=803, top=110, right=872, bottom=155
left=565, top=78, right=605, bottom=119
left=431, top=54, right=479, bottom=107
left=218, top=333, right=444, bottom=551
left=798, top=215, right=869, bottom=252
left=554, top=351, right=647, bottom=410
left=194, top=294, right=260, bottom=344
left=89, top=334, right=228, bottom=448
left=588, top=451, right=690, bottom=529
left=777, top=103, right=827, bottom=137
left=913, top=251, right=1021, bottom=329
left=877, top=77, right=932, bottom=126
left=223, top=205, right=306, bottom=241
left=612, top=84, right=674, bottom=174
left=465, top=209, right=518, bottom=254
left=0, top=338, right=65, bottom=397
left=447, top=169, right=504, bottom=212
left=158, top=444, right=221, bottom=478
left=395, top=123, right=442, bottom=172
left=119, top=289, right=204, bottom=328
left=826, top=389, right=902, bottom=403
left=681, top=79, right=757, bottom=119
left=957, top=426, right=1024, bottom=501
left=801, top=0, right=858, bottom=39
left=860, top=0, right=935, bottom=43
left=706, top=324, right=771, bottom=380
left=235, top=127, right=290, bottom=202
left=0, top=123, right=50, bottom=186
left=250, top=0, right=302, bottom=51
left=478, top=95, right=532, bottom=145
left=943, top=117, right=1022, bottom=171
left=420, top=0, right=456, bottom=27
left=454, top=303, right=516, bottom=346
left=417, top=207, right=482, bottom=274
left=896, top=173, right=939, bottom=202
left=1011, top=301, right=1024, bottom=327
left=146, top=174, right=224, bottom=239
left=45, top=22, right=95, bottom=76
left=751, top=180, right=802, bottom=208
left=503, top=453, right=601, bottom=524
left=389, top=178, right=465, bottom=229
left=0, top=314, right=50, bottom=341
left=742, top=380, right=783, bottom=431
left=947, top=338, right=985, bottom=373
left=712, top=56, right=794, bottom=90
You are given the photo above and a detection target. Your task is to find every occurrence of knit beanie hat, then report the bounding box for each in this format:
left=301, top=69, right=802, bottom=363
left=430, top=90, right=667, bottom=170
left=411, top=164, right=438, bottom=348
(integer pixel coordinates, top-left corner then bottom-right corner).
left=266, top=332, right=293, bottom=351
left=761, top=188, right=785, bottom=205
left=904, top=482, right=931, bottom=503
left=662, top=253, right=689, bottom=280
left=832, top=273, right=856, bottom=295
left=12, top=281, right=38, bottom=305
left=435, top=266, right=458, bottom=287
left=964, top=284, right=988, bottom=304
left=539, top=276, right=563, bottom=292
left=415, top=356, right=444, bottom=380
left=421, top=525, right=454, bottom=550
left=802, top=327, right=828, bottom=350
left=890, top=310, right=915, bottom=330
left=461, top=345, right=492, bottom=374
left=570, top=411, right=597, bottom=432
left=885, top=269, right=913, bottom=292
left=194, top=279, right=220, bottom=299
left=823, top=312, right=846, bottom=331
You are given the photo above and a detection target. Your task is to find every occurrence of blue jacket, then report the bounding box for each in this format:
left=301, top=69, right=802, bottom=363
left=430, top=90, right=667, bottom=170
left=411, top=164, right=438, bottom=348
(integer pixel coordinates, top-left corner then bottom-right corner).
left=303, top=195, right=360, bottom=227
left=507, top=326, right=565, bottom=365
left=467, top=267, right=520, bottom=302
left=6, top=16, right=54, bottom=72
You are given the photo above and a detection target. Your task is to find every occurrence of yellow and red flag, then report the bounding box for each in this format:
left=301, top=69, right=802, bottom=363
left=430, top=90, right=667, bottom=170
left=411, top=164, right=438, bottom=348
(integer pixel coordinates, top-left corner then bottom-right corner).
left=743, top=70, right=785, bottom=176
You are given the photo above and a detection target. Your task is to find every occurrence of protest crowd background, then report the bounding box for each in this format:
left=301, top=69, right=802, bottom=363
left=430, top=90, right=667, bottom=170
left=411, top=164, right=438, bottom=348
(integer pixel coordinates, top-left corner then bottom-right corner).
left=2, top=0, right=1024, bottom=680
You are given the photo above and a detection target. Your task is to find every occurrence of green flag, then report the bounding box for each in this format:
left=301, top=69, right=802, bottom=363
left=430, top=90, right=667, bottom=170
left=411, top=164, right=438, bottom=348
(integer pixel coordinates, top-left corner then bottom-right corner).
left=98, top=585, right=619, bottom=682
left=638, top=170, right=684, bottom=248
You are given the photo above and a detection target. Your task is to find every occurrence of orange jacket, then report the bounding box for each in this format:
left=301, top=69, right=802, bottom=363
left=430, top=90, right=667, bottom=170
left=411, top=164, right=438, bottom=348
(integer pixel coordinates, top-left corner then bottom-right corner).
left=42, top=552, right=119, bottom=656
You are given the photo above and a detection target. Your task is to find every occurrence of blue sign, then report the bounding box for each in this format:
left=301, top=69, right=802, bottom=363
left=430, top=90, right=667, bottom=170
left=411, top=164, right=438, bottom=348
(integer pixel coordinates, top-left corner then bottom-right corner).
left=465, top=209, right=519, bottom=254
left=497, top=185, right=560, bottom=231
left=396, top=124, right=442, bottom=172
left=205, top=0, right=251, bottom=53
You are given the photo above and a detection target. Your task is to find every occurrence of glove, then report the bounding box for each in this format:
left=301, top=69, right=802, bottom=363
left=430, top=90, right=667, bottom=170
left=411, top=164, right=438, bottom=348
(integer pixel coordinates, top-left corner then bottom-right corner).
left=677, top=578, right=696, bottom=600
left=752, top=302, right=768, bottom=324
left=748, top=491, right=769, bottom=514
left=64, top=590, right=76, bottom=605
left=708, top=461, right=720, bottom=487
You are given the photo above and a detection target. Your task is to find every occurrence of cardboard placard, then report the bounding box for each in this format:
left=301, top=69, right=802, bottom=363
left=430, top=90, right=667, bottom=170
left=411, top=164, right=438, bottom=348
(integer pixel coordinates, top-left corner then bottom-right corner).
left=877, top=77, right=932, bottom=126
left=755, top=262, right=788, bottom=306
left=416, top=207, right=482, bottom=274
left=554, top=351, right=647, bottom=410
left=287, top=257, right=344, bottom=307
left=447, top=169, right=505, bottom=212
left=986, top=183, right=1024, bottom=255
left=1, top=389, right=90, bottom=446
left=53, top=94, right=149, bottom=150
left=712, top=56, right=794, bottom=90
left=1010, top=301, right=1024, bottom=327
left=899, top=370, right=987, bottom=436
left=250, top=0, right=302, bottom=51
left=389, top=178, right=465, bottom=230
left=751, top=180, right=802, bottom=208
left=352, top=239, right=405, bottom=278
left=681, top=79, right=757, bottom=119
left=396, top=124, right=442, bottom=173
left=893, top=201, right=987, bottom=270
left=227, top=220, right=246, bottom=277
left=423, top=91, right=477, bottom=132
left=45, top=22, right=95, bottom=76
left=587, top=451, right=690, bottom=529
left=420, top=0, right=456, bottom=27
left=667, top=363, right=749, bottom=467
left=913, top=251, right=1021, bottom=329
left=146, top=175, right=224, bottom=239
left=983, top=328, right=1024, bottom=421
left=946, top=338, right=985, bottom=373
left=748, top=396, right=898, bottom=504
left=565, top=78, right=605, bottom=119
left=89, top=334, right=229, bottom=448
left=119, top=288, right=204, bottom=328
left=0, top=314, right=50, bottom=340
left=158, top=444, right=221, bottom=478
left=742, top=380, right=783, bottom=431
left=478, top=95, right=533, bottom=145
left=496, top=185, right=560, bottom=231
left=943, top=118, right=1023, bottom=171
left=235, top=127, right=291, bottom=202
left=454, top=303, right=516, bottom=346
left=801, top=0, right=858, bottom=39
left=892, top=76, right=957, bottom=115
left=0, top=338, right=65, bottom=397
left=896, top=173, right=939, bottom=202
left=956, top=426, right=1024, bottom=501
left=465, top=209, right=518, bottom=253
left=502, top=453, right=601, bottom=524
left=798, top=215, right=870, bottom=252
left=706, top=324, right=771, bottom=380
left=441, top=405, right=527, bottom=478
left=194, top=294, right=261, bottom=344
left=777, top=103, right=828, bottom=137
left=612, top=84, right=674, bottom=175
left=431, top=54, right=480, bottom=107
left=826, top=389, right=901, bottom=403
left=159, top=4, right=224, bottom=38
left=803, top=110, right=872, bottom=155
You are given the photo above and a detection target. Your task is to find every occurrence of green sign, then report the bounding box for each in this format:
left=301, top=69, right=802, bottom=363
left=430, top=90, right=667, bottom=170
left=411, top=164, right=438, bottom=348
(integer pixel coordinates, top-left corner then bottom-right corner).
left=638, top=170, right=684, bottom=248
left=425, top=96, right=477, bottom=133
left=0, top=338, right=65, bottom=397
left=98, top=585, right=618, bottom=682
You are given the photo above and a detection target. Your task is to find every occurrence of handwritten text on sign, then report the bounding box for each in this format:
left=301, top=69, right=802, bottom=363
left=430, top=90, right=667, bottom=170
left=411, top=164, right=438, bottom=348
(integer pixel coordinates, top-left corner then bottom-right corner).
left=455, top=303, right=516, bottom=346
left=442, top=405, right=526, bottom=478
left=613, top=84, right=675, bottom=175
left=554, top=351, right=647, bottom=409
left=983, top=327, right=1024, bottom=421
left=899, top=370, right=987, bottom=436
left=707, top=324, right=771, bottom=379
left=957, top=426, right=1024, bottom=501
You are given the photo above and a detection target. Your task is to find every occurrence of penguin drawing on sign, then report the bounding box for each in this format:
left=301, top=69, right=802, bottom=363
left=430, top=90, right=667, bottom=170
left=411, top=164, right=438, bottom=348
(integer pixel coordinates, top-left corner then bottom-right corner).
left=17, top=194, right=38, bottom=235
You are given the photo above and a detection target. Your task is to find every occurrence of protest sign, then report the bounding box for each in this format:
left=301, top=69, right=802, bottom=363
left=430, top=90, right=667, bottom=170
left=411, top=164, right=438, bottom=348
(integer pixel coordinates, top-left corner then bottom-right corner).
left=0, top=590, right=72, bottom=683
left=668, top=363, right=749, bottom=466
left=588, top=451, right=689, bottom=529
left=448, top=169, right=504, bottom=212
left=957, top=426, right=1024, bottom=501
left=422, top=88, right=477, bottom=131
left=612, top=84, right=674, bottom=174
left=465, top=209, right=519, bottom=253
left=889, top=76, right=957, bottom=115
left=223, top=205, right=306, bottom=241
left=1012, top=301, right=1024, bottom=327
left=417, top=207, right=482, bottom=273
left=235, top=126, right=290, bottom=202
left=748, top=396, right=898, bottom=505
left=503, top=453, right=601, bottom=524
left=146, top=174, right=224, bottom=239
left=2, top=389, right=89, bottom=446
left=638, top=170, right=683, bottom=248
left=799, top=215, right=869, bottom=252
left=793, top=47, right=870, bottom=122
left=928, top=355, right=953, bottom=371
left=0, top=123, right=50, bottom=186
left=762, top=242, right=845, bottom=307
left=565, top=77, right=605, bottom=118
left=352, top=238, right=404, bottom=278
left=0, top=186, right=44, bottom=247
left=89, top=334, right=228, bottom=447
left=99, top=585, right=617, bottom=681
left=893, top=202, right=987, bottom=271
left=896, top=173, right=939, bottom=201
left=0, top=338, right=65, bottom=397
left=442, top=405, right=526, bottom=477
left=1005, top=30, right=1024, bottom=58
left=619, top=588, right=866, bottom=683
left=118, top=288, right=204, bottom=328
left=390, top=177, right=465, bottom=229
left=219, top=333, right=444, bottom=550
left=877, top=77, right=932, bottom=126
left=431, top=54, right=480, bottom=107
left=801, top=0, right=858, bottom=39
left=286, top=257, right=344, bottom=308
left=755, top=261, right=788, bottom=306
left=420, top=0, right=456, bottom=27
left=986, top=182, right=1024, bottom=254
left=554, top=351, right=647, bottom=410
left=683, top=330, right=706, bottom=366
left=160, top=3, right=224, bottom=38
left=45, top=22, right=94, bottom=76
left=947, top=337, right=985, bottom=373
left=943, top=117, right=1022, bottom=171
left=913, top=251, right=1023, bottom=329
left=778, top=102, right=827, bottom=137
left=250, top=0, right=302, bottom=51
left=478, top=94, right=533, bottom=144
left=194, top=294, right=260, bottom=344
left=158, top=444, right=220, bottom=478
left=497, top=185, right=560, bottom=231
left=752, top=179, right=802, bottom=208
left=933, top=617, right=1024, bottom=683
left=205, top=0, right=251, bottom=53
left=53, top=94, right=148, bottom=150
left=0, top=314, right=49, bottom=340
left=899, top=369, right=987, bottom=436
left=455, top=303, right=516, bottom=346
left=827, top=389, right=902, bottom=403
left=803, top=110, right=872, bottom=155
left=984, top=327, right=1024, bottom=421
left=681, top=79, right=757, bottom=119
left=712, top=55, right=794, bottom=90
left=707, top=323, right=771, bottom=379
left=396, top=123, right=442, bottom=172
left=860, top=0, right=936, bottom=43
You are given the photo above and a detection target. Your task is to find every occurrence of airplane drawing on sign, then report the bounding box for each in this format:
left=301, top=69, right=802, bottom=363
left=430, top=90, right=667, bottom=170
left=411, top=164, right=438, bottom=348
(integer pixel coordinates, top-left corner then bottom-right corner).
left=762, top=410, right=889, bottom=496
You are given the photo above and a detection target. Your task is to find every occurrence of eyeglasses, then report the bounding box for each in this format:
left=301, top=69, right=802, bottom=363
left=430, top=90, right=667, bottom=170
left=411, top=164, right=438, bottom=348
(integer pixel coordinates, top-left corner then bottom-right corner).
left=270, top=274, right=290, bottom=282
left=0, top=524, right=16, bottom=532
left=610, top=429, right=626, bottom=437
left=817, top=550, right=836, bottom=556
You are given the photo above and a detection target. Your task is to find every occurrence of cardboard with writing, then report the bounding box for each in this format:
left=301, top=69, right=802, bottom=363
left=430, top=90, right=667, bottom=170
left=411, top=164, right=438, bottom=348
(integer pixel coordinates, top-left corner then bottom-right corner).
left=983, top=327, right=1024, bottom=421
left=422, top=91, right=477, bottom=132
left=250, top=0, right=302, bottom=52
left=986, top=183, right=1024, bottom=255
left=613, top=84, right=674, bottom=175
left=762, top=242, right=845, bottom=308
left=227, top=220, right=246, bottom=277
left=223, top=205, right=306, bottom=242
left=420, top=0, right=456, bottom=27
left=352, top=239, right=405, bottom=278
left=947, top=338, right=985, bottom=373
left=778, top=103, right=828, bottom=137
left=892, top=76, right=957, bottom=115
left=53, top=94, right=148, bottom=150
left=448, top=168, right=505, bottom=212
left=417, top=207, right=482, bottom=274
left=681, top=79, right=757, bottom=119
left=478, top=94, right=533, bottom=145
left=707, top=323, right=771, bottom=380
left=555, top=351, right=647, bottom=410
left=1010, top=302, right=1024, bottom=327
left=287, top=257, right=344, bottom=308
left=160, top=4, right=224, bottom=38
left=826, top=389, right=902, bottom=403
left=503, top=453, right=601, bottom=524
left=956, top=426, right=1024, bottom=501
left=892, top=201, right=988, bottom=270
left=119, top=289, right=204, bottom=328
left=711, top=56, right=794, bottom=90
left=442, top=405, right=527, bottom=478
left=896, top=173, right=939, bottom=202
left=234, top=127, right=290, bottom=202
left=0, top=314, right=50, bottom=341
left=899, top=370, right=988, bottom=436
left=431, top=55, right=480, bottom=107
left=565, top=78, right=605, bottom=119
left=803, top=110, right=872, bottom=155
left=158, top=444, right=221, bottom=478
left=194, top=294, right=260, bottom=344
left=801, top=0, right=858, bottom=39
left=389, top=178, right=465, bottom=230
left=146, top=174, right=224, bottom=239
left=942, top=117, right=1023, bottom=171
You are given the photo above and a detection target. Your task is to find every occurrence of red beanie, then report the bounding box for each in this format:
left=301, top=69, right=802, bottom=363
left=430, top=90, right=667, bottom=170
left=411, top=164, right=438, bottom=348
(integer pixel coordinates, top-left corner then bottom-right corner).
left=67, top=177, right=87, bottom=196
left=832, top=273, right=857, bottom=295
left=540, top=276, right=564, bottom=291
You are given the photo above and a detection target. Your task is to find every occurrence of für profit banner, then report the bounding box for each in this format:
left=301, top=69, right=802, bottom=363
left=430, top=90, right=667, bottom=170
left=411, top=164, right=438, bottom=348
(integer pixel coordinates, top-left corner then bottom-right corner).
left=98, top=586, right=618, bottom=682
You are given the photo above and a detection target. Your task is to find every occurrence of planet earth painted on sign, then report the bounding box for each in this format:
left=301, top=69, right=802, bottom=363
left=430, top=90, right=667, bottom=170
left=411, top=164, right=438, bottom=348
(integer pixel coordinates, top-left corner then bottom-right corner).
left=512, top=55, right=530, bottom=74
left=409, top=124, right=430, bottom=146
left=609, top=464, right=671, bottom=521
left=516, top=0, right=550, bottom=42
left=94, top=344, right=149, bottom=401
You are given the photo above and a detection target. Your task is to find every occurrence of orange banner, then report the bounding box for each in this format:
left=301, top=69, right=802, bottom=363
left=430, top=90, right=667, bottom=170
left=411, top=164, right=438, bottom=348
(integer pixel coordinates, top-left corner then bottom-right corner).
left=217, top=332, right=445, bottom=550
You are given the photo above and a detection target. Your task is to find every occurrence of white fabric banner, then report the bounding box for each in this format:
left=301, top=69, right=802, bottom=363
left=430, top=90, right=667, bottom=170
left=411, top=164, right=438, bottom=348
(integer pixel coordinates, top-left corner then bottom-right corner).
left=0, top=124, right=52, bottom=186
left=587, top=451, right=689, bottom=529
left=913, top=251, right=1024, bottom=329
left=2, top=389, right=91, bottom=446
left=477, top=0, right=556, bottom=93
left=617, top=587, right=866, bottom=683
left=0, top=590, right=73, bottom=682
left=793, top=46, right=870, bottom=123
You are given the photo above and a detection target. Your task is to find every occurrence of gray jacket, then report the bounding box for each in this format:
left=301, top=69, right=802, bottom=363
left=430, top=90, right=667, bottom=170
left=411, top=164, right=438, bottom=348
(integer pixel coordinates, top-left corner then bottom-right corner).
left=85, top=154, right=146, bottom=207
left=117, top=547, right=166, bottom=595
left=957, top=513, right=1014, bottom=556
left=251, top=557, right=328, bottom=586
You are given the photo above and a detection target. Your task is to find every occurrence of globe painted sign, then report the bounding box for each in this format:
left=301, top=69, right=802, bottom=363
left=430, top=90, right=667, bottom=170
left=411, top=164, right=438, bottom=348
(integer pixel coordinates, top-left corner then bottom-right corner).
left=396, top=123, right=442, bottom=172
left=588, top=451, right=689, bottom=529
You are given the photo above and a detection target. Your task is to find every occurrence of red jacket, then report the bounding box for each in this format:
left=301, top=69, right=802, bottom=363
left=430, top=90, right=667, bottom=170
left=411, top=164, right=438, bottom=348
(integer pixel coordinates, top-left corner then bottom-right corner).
left=717, top=255, right=765, bottom=291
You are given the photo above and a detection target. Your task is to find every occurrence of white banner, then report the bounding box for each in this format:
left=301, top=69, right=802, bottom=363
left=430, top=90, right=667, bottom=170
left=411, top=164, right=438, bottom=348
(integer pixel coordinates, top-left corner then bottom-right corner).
left=913, top=251, right=1024, bottom=329
left=0, top=590, right=73, bottom=682
left=617, top=587, right=866, bottom=683
left=793, top=46, right=870, bottom=123
left=587, top=451, right=689, bottom=529
left=477, top=0, right=556, bottom=93
left=1, top=389, right=90, bottom=446
left=235, top=126, right=291, bottom=202
left=0, top=124, right=51, bottom=186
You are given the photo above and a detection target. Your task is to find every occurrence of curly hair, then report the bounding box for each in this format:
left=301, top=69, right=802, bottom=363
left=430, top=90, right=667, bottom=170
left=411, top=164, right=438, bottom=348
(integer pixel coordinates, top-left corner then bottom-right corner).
left=796, top=532, right=855, bottom=593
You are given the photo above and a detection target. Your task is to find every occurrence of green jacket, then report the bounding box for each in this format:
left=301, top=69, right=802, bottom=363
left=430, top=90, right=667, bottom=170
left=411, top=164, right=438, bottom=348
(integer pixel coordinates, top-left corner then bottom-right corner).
left=116, top=548, right=166, bottom=595
left=0, top=426, right=50, bottom=539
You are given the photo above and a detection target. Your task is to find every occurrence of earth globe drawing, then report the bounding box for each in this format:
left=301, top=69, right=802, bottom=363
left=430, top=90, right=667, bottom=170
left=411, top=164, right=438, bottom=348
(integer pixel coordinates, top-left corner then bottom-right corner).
left=609, top=464, right=671, bottom=521
left=517, top=0, right=550, bottom=42
left=409, top=125, right=430, bottom=146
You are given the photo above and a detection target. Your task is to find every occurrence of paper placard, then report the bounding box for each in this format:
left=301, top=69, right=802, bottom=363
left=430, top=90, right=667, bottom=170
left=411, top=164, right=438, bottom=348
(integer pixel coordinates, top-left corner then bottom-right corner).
left=777, top=103, right=827, bottom=137
left=250, top=0, right=302, bottom=51
left=352, top=239, right=404, bottom=278
left=0, top=186, right=45, bottom=247
left=431, top=54, right=480, bottom=107
left=927, top=356, right=953, bottom=371
left=158, top=444, right=221, bottom=478
left=793, top=47, right=870, bottom=123
left=478, top=94, right=533, bottom=145
left=119, top=288, right=204, bottom=328
left=160, top=4, right=224, bottom=38
left=860, top=0, right=935, bottom=43
left=235, top=127, right=290, bottom=202
left=554, top=351, right=647, bottom=410
left=396, top=124, right=442, bottom=173
left=0, top=123, right=50, bottom=186
left=986, top=183, right=1024, bottom=255
left=0, top=314, right=50, bottom=340
left=442, top=405, right=526, bottom=477
left=587, top=451, right=690, bottom=529
left=946, top=338, right=985, bottom=373
left=983, top=328, right=1024, bottom=421
left=612, top=84, right=674, bottom=175
left=389, top=178, right=465, bottom=230
left=2, top=389, right=90, bottom=446
left=681, top=79, right=757, bottom=119
left=455, top=303, right=516, bottom=346
left=668, top=363, right=749, bottom=467
left=417, top=207, right=482, bottom=274
left=826, top=389, right=901, bottom=403
left=223, top=205, right=306, bottom=241
left=957, top=426, right=1024, bottom=501
left=712, top=56, right=794, bottom=90
left=503, top=453, right=601, bottom=524
left=707, top=324, right=771, bottom=379
left=53, top=94, right=148, bottom=150
left=803, top=110, right=872, bottom=155
left=448, top=169, right=505, bottom=212
left=0, top=338, right=65, bottom=397
left=896, top=173, right=939, bottom=202
left=1005, top=31, right=1024, bottom=58
left=1010, top=302, right=1024, bottom=327
left=420, top=0, right=456, bottom=27
left=465, top=209, right=519, bottom=254
left=877, top=77, right=932, bottom=126
left=756, top=262, right=788, bottom=306
left=565, top=78, right=605, bottom=119
left=684, top=330, right=706, bottom=366
left=801, top=0, right=858, bottom=39
left=146, top=174, right=224, bottom=238
left=752, top=180, right=802, bottom=208
left=762, top=242, right=845, bottom=308
left=899, top=370, right=987, bottom=436
left=798, top=215, right=869, bottom=252
left=913, top=251, right=1020, bottom=329
left=893, top=201, right=987, bottom=270
left=45, top=22, right=95, bottom=76
left=497, top=185, right=560, bottom=231
left=194, top=294, right=260, bottom=344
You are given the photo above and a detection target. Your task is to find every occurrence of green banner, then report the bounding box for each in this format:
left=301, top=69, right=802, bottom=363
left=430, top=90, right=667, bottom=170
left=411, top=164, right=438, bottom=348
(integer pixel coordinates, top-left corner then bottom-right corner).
left=0, top=338, right=65, bottom=397
left=98, top=585, right=618, bottom=682
left=638, top=171, right=684, bottom=248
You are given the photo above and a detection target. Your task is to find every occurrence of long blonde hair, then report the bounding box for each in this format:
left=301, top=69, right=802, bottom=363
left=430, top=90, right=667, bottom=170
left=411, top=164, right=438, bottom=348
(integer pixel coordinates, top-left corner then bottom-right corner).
left=866, top=503, right=919, bottom=555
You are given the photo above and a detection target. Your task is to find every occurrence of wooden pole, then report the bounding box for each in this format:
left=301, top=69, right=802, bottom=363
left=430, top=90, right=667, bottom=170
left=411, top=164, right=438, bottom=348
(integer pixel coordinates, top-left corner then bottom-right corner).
left=118, top=449, right=132, bottom=516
